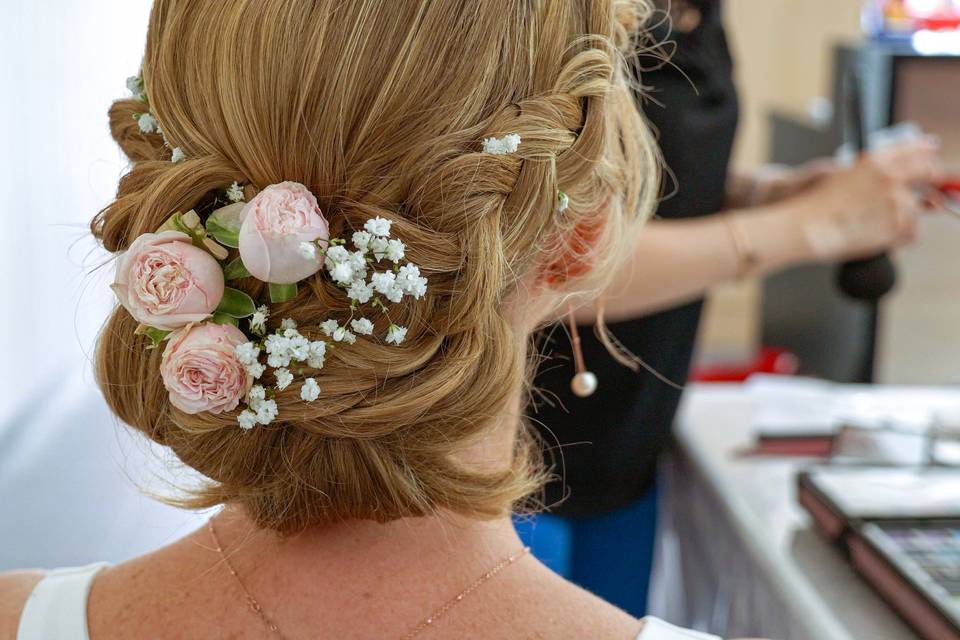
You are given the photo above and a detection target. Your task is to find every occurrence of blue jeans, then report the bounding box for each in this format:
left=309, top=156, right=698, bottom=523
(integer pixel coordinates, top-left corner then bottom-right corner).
left=514, top=485, right=658, bottom=617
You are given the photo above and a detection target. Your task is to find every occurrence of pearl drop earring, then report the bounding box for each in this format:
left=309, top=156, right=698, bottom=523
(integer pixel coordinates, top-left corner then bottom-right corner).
left=567, top=309, right=597, bottom=397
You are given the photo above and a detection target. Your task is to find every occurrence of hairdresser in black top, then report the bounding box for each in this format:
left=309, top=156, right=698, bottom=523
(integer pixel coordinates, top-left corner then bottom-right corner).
left=515, top=0, right=947, bottom=617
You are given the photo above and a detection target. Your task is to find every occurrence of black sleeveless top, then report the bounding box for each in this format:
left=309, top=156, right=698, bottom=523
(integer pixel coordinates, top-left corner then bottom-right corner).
left=530, top=1, right=740, bottom=518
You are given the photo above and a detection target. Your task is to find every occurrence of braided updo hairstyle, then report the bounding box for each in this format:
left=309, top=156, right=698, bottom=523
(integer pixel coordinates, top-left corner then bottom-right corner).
left=93, top=0, right=659, bottom=533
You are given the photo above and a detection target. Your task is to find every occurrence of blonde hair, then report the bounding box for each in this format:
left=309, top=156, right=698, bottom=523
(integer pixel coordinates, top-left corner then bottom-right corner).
left=93, top=0, right=659, bottom=533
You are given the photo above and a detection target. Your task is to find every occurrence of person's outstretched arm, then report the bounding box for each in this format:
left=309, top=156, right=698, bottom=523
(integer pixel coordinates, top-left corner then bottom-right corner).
left=586, top=138, right=944, bottom=323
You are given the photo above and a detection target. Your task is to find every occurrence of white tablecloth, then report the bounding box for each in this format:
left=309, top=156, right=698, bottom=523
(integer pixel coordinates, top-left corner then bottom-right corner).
left=647, top=384, right=921, bottom=640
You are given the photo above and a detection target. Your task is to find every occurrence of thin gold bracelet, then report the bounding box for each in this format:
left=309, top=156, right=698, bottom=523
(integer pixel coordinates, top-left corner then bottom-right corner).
left=723, top=213, right=759, bottom=280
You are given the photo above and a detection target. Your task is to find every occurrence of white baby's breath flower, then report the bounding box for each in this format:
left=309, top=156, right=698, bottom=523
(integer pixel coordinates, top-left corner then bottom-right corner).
left=364, top=217, right=392, bottom=238
left=255, top=399, right=279, bottom=425
left=171, top=147, right=186, bottom=163
left=137, top=113, right=158, bottom=134
left=274, top=368, right=294, bottom=391
left=264, top=333, right=289, bottom=354
left=325, top=245, right=350, bottom=264
left=386, top=239, right=405, bottom=263
left=351, top=318, right=374, bottom=335
left=384, top=285, right=404, bottom=304
left=226, top=181, right=245, bottom=203
left=280, top=318, right=298, bottom=331
left=396, top=264, right=429, bottom=299
left=247, top=385, right=266, bottom=408
left=346, top=280, right=374, bottom=304
left=299, top=241, right=318, bottom=261
left=267, top=353, right=289, bottom=369
left=300, top=378, right=321, bottom=402
left=234, top=342, right=261, bottom=366
left=333, top=327, right=357, bottom=344
left=352, top=230, right=372, bottom=252
left=238, top=410, right=258, bottom=430
left=288, top=335, right=310, bottom=361
left=370, top=237, right=389, bottom=261
left=264, top=333, right=292, bottom=368
left=557, top=191, right=570, bottom=213
left=126, top=75, right=145, bottom=100
left=320, top=319, right=339, bottom=336
left=386, top=324, right=408, bottom=345
left=482, top=133, right=521, bottom=155
left=349, top=251, right=367, bottom=277
left=250, top=305, right=270, bottom=335
left=307, top=341, right=327, bottom=369
left=330, top=261, right=354, bottom=284
left=370, top=271, right=397, bottom=295
left=246, top=361, right=266, bottom=379
left=309, top=340, right=327, bottom=359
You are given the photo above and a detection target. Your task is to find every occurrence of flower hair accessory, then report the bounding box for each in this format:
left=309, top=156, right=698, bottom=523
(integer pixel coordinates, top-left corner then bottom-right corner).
left=127, top=72, right=185, bottom=164
left=112, top=178, right=428, bottom=430
left=482, top=133, right=521, bottom=155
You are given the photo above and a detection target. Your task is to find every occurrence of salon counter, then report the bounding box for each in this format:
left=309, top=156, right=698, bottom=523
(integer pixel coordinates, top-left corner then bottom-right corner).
left=647, top=383, right=920, bottom=640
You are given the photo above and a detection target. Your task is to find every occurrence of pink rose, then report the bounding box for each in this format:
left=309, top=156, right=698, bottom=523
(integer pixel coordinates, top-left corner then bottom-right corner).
left=160, top=322, right=252, bottom=414
left=113, top=231, right=225, bottom=331
left=238, top=181, right=329, bottom=284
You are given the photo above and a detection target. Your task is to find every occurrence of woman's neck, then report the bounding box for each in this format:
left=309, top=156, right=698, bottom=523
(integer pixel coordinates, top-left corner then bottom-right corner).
left=196, top=504, right=525, bottom=636
left=211, top=391, right=527, bottom=572
left=193, top=396, right=529, bottom=622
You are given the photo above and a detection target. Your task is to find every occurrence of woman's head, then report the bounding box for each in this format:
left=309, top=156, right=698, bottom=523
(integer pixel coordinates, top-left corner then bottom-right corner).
left=94, top=0, right=659, bottom=532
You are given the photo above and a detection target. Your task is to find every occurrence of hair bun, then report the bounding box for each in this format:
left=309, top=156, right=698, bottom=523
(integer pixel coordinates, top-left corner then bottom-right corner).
left=92, top=0, right=658, bottom=533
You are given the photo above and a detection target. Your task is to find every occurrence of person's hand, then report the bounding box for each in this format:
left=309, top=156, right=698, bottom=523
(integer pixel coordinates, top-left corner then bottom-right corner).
left=752, top=158, right=840, bottom=205
left=789, top=137, right=944, bottom=262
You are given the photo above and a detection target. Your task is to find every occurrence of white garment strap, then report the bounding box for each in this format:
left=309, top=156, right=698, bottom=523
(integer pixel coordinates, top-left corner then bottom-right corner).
left=17, top=563, right=109, bottom=640
left=637, top=617, right=722, bottom=640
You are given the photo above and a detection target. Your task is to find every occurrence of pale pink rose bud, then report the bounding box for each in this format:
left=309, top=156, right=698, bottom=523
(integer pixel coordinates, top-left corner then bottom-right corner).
left=112, top=231, right=225, bottom=331
left=238, top=181, right=330, bottom=284
left=160, top=322, right=252, bottom=414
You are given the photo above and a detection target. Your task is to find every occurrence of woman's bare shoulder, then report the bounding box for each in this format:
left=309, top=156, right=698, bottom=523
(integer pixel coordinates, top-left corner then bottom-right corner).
left=502, top=559, right=643, bottom=640
left=0, top=571, right=45, bottom=640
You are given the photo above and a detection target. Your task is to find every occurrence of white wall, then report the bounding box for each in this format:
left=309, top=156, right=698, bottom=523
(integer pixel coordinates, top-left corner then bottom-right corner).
left=0, top=1, right=153, bottom=402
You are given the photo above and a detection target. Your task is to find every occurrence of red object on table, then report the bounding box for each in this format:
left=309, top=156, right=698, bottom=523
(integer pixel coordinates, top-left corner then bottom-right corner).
left=690, top=346, right=800, bottom=382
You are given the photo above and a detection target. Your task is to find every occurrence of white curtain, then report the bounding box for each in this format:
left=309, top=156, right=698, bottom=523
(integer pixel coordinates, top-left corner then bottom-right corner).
left=0, top=1, right=153, bottom=404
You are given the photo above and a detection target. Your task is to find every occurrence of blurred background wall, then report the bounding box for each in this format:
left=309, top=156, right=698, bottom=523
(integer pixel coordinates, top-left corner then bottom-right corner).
left=696, top=0, right=864, bottom=368
left=0, top=2, right=153, bottom=406
left=697, top=0, right=960, bottom=385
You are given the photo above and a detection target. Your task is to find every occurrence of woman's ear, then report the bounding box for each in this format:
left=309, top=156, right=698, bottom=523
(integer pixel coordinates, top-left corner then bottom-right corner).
left=540, top=217, right=605, bottom=287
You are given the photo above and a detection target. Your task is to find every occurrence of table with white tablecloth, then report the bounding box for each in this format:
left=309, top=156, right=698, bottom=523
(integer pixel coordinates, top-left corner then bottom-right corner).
left=648, top=383, right=922, bottom=640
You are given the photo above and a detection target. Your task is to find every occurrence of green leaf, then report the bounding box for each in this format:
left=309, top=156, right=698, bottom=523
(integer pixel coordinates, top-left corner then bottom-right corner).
left=223, top=256, right=251, bottom=280
left=206, top=218, right=240, bottom=248
left=138, top=326, right=171, bottom=349
left=211, top=312, right=239, bottom=327
left=155, top=211, right=183, bottom=234
left=205, top=202, right=246, bottom=249
left=216, top=287, right=257, bottom=318
left=269, top=282, right=298, bottom=303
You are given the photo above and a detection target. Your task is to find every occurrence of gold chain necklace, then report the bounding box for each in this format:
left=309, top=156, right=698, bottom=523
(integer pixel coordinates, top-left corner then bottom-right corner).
left=207, top=520, right=530, bottom=639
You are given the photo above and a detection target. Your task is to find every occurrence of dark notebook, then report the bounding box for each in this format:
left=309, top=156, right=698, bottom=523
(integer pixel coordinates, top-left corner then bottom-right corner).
left=798, top=466, right=960, bottom=640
